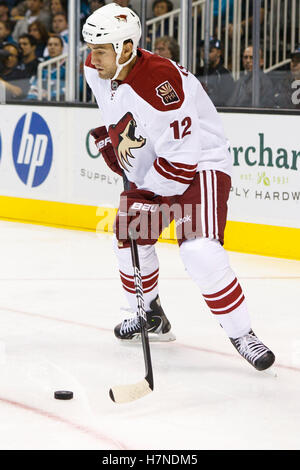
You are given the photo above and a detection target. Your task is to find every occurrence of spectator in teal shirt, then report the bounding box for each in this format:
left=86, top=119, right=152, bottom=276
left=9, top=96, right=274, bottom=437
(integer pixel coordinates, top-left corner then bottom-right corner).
left=27, top=34, right=66, bottom=100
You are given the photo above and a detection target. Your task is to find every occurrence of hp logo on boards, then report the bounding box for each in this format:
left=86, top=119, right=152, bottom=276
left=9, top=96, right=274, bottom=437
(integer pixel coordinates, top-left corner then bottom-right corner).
left=12, top=112, right=53, bottom=187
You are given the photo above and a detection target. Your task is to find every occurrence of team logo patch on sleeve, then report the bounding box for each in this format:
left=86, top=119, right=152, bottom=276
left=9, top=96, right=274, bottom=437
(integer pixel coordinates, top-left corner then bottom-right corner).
left=155, top=81, right=180, bottom=105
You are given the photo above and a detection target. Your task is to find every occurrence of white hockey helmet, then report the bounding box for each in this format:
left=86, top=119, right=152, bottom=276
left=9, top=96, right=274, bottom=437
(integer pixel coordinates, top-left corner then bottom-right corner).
left=82, top=3, right=142, bottom=79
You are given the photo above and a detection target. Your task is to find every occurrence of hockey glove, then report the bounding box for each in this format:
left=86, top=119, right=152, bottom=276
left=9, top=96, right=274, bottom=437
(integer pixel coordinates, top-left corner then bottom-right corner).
left=90, top=126, right=122, bottom=177
left=115, top=189, right=163, bottom=246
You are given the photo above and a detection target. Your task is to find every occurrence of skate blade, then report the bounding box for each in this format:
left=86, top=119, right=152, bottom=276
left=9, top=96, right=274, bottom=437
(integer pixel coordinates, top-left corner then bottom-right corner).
left=119, top=331, right=176, bottom=343
left=148, top=331, right=176, bottom=342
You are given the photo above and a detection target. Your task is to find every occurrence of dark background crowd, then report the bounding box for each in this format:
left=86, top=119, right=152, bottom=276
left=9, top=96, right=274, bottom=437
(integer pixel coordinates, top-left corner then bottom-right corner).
left=0, top=0, right=299, bottom=109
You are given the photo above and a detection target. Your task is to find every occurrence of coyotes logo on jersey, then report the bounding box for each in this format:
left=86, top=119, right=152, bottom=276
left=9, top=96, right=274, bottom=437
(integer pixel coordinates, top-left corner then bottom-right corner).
left=155, top=81, right=180, bottom=105
left=109, top=112, right=146, bottom=171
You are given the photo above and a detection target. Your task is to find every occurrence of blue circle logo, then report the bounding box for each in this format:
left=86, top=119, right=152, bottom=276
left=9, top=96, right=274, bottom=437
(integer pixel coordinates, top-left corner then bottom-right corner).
left=12, top=112, right=53, bottom=187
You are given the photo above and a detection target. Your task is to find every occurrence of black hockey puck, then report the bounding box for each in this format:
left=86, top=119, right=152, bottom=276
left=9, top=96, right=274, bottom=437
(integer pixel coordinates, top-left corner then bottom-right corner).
left=54, top=390, right=73, bottom=400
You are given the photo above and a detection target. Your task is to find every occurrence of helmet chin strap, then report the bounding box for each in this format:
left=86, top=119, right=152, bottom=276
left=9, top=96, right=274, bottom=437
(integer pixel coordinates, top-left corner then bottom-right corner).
left=111, top=42, right=137, bottom=80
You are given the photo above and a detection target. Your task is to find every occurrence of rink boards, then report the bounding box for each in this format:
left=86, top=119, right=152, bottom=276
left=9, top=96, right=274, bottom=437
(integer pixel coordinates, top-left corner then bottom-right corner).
left=0, top=103, right=299, bottom=259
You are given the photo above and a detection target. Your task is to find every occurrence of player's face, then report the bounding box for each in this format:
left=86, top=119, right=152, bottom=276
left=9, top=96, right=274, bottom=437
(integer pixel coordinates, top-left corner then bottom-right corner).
left=88, top=43, right=118, bottom=79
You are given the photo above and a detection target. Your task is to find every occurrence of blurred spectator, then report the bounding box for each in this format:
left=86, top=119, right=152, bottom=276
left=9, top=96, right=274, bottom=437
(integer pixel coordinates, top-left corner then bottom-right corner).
left=0, top=1, right=9, bottom=22
left=154, top=35, right=179, bottom=62
left=213, top=0, right=234, bottom=23
left=12, top=0, right=51, bottom=42
left=80, top=0, right=90, bottom=17
left=45, top=33, right=63, bottom=59
left=273, top=46, right=300, bottom=109
left=41, top=11, right=68, bottom=56
left=10, top=2, right=28, bottom=21
left=28, top=19, right=49, bottom=57
left=52, top=12, right=68, bottom=42
left=147, top=0, right=175, bottom=50
left=221, top=1, right=264, bottom=40
left=240, top=2, right=264, bottom=39
left=27, top=34, right=65, bottom=100
left=0, top=42, right=30, bottom=99
left=227, top=45, right=275, bottom=107
left=0, top=20, right=14, bottom=45
left=152, top=0, right=173, bottom=17
left=80, top=0, right=104, bottom=39
left=18, top=32, right=42, bottom=78
left=269, top=1, right=300, bottom=58
left=88, top=0, right=105, bottom=13
left=291, top=47, right=300, bottom=81
left=197, top=37, right=234, bottom=107
left=50, top=0, right=67, bottom=15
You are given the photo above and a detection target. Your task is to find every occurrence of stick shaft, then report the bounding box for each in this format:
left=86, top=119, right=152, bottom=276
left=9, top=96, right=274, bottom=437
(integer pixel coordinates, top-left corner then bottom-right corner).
left=122, top=172, right=154, bottom=390
left=129, top=237, right=154, bottom=389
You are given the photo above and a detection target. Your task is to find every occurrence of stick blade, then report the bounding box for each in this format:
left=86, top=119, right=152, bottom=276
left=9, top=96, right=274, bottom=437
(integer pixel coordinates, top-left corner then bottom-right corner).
left=109, top=378, right=153, bottom=404
left=262, top=366, right=278, bottom=377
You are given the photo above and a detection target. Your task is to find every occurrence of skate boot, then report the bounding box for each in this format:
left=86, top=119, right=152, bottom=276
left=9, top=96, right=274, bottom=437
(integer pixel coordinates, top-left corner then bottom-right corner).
left=114, top=295, right=176, bottom=342
left=230, top=329, right=275, bottom=371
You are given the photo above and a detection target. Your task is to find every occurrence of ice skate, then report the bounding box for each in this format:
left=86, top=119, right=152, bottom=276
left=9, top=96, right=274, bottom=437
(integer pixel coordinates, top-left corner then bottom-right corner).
left=230, top=329, right=275, bottom=371
left=114, top=295, right=176, bottom=342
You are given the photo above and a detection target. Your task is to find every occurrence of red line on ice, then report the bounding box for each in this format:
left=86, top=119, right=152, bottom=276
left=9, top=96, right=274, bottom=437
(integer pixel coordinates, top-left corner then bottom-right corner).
left=0, top=396, right=128, bottom=449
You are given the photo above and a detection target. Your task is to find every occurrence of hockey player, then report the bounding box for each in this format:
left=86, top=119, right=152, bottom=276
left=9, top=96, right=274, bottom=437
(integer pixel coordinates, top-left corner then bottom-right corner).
left=82, top=3, right=275, bottom=372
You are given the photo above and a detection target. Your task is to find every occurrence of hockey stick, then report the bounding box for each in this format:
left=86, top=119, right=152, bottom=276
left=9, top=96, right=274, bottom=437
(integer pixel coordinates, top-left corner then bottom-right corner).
left=109, top=176, right=154, bottom=404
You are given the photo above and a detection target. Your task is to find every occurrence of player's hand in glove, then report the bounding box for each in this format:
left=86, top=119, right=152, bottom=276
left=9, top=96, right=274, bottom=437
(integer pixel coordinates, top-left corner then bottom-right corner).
left=90, top=126, right=122, bottom=177
left=115, top=189, right=164, bottom=246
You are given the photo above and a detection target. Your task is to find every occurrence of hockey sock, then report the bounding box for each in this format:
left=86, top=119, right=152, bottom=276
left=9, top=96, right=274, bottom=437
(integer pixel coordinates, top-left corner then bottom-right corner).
left=180, top=237, right=251, bottom=338
left=113, top=235, right=159, bottom=312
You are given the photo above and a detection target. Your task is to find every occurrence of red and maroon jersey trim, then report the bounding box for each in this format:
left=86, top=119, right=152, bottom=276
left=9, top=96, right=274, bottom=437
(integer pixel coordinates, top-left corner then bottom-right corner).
left=154, top=157, right=197, bottom=185
left=123, top=49, right=185, bottom=112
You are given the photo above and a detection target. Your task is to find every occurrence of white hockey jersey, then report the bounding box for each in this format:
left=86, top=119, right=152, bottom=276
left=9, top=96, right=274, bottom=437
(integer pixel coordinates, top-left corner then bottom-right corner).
left=84, top=48, right=232, bottom=197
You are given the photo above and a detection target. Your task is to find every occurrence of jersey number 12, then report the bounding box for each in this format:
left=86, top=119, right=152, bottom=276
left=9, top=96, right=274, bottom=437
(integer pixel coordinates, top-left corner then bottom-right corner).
left=170, top=117, right=192, bottom=140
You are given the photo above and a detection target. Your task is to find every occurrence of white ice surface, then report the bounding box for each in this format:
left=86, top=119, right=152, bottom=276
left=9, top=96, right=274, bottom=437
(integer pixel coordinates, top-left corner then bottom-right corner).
left=0, top=220, right=299, bottom=450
